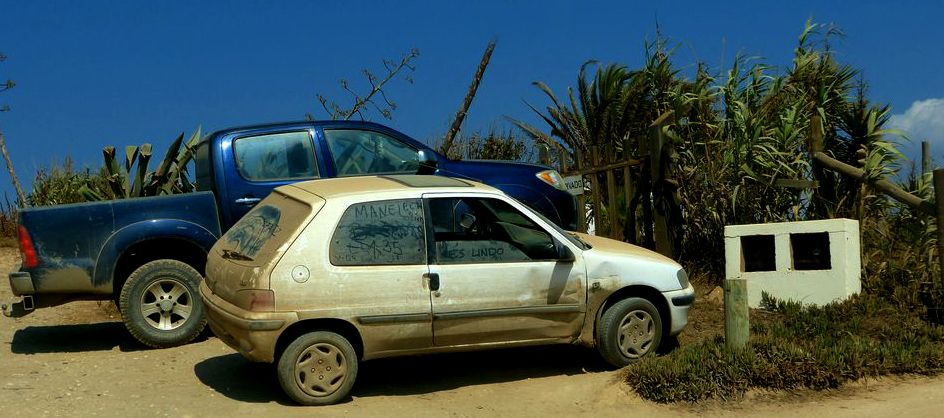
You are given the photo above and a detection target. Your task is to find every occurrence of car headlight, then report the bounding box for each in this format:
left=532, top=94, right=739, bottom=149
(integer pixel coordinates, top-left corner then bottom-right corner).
left=676, top=269, right=690, bottom=289
left=536, top=170, right=567, bottom=191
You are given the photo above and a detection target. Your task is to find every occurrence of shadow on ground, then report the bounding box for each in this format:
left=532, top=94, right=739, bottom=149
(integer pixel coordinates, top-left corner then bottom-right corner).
left=193, top=344, right=610, bottom=404
left=9, top=322, right=209, bottom=354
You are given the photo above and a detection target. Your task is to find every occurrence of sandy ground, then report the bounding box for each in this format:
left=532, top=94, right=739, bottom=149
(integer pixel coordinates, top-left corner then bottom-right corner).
left=1, top=246, right=942, bottom=417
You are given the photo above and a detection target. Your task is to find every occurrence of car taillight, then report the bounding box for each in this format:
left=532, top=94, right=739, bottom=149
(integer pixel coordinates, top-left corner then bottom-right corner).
left=17, top=225, right=39, bottom=268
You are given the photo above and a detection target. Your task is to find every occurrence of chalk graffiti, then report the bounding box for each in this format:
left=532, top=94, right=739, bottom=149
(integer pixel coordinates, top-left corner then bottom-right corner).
left=330, top=199, right=426, bottom=265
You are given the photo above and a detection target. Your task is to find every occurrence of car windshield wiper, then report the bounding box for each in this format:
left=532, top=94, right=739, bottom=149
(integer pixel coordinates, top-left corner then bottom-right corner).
left=221, top=249, right=254, bottom=262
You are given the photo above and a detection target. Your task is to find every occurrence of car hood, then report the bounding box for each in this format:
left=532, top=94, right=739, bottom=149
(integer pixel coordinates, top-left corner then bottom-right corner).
left=573, top=232, right=684, bottom=292
left=439, top=159, right=550, bottom=181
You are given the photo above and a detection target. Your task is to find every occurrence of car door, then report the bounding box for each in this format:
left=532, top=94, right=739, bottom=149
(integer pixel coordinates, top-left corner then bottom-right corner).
left=222, top=127, right=323, bottom=225
left=424, top=194, right=586, bottom=347
left=321, top=198, right=434, bottom=354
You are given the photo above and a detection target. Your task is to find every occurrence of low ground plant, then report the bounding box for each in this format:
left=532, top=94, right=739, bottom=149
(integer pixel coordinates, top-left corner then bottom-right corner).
left=623, top=293, right=944, bottom=403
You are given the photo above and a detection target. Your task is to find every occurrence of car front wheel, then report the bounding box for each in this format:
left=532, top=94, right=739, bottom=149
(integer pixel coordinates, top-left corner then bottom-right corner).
left=596, top=297, right=663, bottom=367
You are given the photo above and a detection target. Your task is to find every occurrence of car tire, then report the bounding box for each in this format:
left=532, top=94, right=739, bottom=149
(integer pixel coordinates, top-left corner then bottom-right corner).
left=119, top=259, right=207, bottom=348
left=596, top=297, right=663, bottom=368
left=278, top=331, right=359, bottom=406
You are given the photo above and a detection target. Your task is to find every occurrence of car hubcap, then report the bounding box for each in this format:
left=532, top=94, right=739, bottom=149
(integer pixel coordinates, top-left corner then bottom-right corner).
left=294, top=343, right=348, bottom=397
left=617, top=310, right=655, bottom=358
left=140, top=279, right=193, bottom=331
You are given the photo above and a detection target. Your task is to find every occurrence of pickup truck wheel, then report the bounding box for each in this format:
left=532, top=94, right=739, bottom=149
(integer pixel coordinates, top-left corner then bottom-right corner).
left=119, top=259, right=206, bottom=348
left=596, top=297, right=662, bottom=368
left=278, top=331, right=358, bottom=406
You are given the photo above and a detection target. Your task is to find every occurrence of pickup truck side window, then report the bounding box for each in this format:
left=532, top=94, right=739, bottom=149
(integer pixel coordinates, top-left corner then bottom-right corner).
left=324, top=129, right=419, bottom=176
left=428, top=197, right=558, bottom=264
left=329, top=199, right=427, bottom=266
left=233, top=131, right=319, bottom=181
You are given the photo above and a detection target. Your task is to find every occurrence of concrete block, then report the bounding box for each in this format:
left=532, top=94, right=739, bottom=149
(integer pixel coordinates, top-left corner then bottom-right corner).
left=724, top=219, right=861, bottom=307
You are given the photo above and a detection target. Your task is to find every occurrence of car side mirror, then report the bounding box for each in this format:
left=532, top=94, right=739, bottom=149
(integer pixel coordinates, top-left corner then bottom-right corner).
left=416, top=150, right=438, bottom=175
left=557, top=243, right=575, bottom=262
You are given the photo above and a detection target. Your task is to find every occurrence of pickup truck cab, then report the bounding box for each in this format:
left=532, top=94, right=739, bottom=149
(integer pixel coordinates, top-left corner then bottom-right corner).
left=201, top=175, right=694, bottom=405
left=4, top=120, right=577, bottom=349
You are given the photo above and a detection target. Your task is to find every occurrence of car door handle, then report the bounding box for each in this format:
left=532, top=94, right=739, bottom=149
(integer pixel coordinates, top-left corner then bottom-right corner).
left=424, top=273, right=440, bottom=292
left=235, top=197, right=261, bottom=205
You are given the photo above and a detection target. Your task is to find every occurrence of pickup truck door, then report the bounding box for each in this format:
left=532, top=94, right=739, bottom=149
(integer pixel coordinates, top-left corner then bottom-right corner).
left=220, top=127, right=325, bottom=226
left=423, top=194, right=586, bottom=347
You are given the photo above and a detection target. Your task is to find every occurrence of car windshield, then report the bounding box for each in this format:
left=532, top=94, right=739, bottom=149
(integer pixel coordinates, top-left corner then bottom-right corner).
left=518, top=200, right=590, bottom=251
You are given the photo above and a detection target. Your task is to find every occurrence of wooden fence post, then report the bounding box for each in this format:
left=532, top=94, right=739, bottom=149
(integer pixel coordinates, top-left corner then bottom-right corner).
left=923, top=141, right=931, bottom=176
left=605, top=146, right=619, bottom=239
left=934, top=169, right=944, bottom=282
left=589, top=146, right=603, bottom=236
left=574, top=148, right=587, bottom=233
left=623, top=146, right=636, bottom=244
left=724, top=278, right=749, bottom=349
left=649, top=115, right=672, bottom=257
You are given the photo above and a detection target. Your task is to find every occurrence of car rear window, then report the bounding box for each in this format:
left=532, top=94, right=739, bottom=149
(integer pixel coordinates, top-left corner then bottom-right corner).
left=217, top=191, right=313, bottom=265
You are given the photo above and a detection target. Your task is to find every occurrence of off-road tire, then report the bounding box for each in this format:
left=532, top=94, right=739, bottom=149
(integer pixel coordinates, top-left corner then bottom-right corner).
left=278, top=331, right=359, bottom=406
left=596, top=297, right=663, bottom=368
left=119, top=259, right=206, bottom=348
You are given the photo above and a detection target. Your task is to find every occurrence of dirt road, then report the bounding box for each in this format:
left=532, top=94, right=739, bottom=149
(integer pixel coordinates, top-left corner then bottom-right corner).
left=1, top=247, right=941, bottom=417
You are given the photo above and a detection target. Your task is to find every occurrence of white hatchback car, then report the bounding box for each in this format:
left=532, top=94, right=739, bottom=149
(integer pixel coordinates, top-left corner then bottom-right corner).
left=201, top=175, right=694, bottom=405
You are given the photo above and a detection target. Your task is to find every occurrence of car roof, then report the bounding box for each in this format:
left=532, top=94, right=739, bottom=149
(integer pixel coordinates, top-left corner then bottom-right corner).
left=283, top=175, right=500, bottom=200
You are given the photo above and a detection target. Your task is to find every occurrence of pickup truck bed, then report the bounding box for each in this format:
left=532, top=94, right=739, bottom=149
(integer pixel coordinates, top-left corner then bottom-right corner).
left=7, top=192, right=220, bottom=315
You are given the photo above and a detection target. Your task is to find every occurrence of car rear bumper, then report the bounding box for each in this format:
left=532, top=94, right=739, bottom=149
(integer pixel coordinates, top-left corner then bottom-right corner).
left=9, top=271, right=35, bottom=296
left=199, top=281, right=295, bottom=363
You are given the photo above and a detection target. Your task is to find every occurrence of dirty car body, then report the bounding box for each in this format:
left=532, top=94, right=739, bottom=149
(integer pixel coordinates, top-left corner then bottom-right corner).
left=200, top=175, right=694, bottom=405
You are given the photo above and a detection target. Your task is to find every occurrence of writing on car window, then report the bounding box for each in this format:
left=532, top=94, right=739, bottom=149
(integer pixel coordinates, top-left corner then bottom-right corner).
left=329, top=199, right=426, bottom=266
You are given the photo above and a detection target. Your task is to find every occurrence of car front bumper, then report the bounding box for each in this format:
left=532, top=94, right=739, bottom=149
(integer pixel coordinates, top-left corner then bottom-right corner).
left=199, top=281, right=295, bottom=363
left=662, top=284, right=695, bottom=336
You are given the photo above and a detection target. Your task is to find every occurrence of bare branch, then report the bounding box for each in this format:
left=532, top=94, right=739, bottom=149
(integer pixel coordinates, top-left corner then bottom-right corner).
left=314, top=48, right=420, bottom=121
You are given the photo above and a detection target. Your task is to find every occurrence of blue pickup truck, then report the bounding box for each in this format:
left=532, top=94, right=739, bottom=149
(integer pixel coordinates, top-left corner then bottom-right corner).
left=3, top=120, right=576, bottom=348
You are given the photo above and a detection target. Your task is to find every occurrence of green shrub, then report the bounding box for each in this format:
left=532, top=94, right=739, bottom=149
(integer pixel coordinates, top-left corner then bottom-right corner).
left=26, top=157, right=109, bottom=207
left=623, top=294, right=944, bottom=403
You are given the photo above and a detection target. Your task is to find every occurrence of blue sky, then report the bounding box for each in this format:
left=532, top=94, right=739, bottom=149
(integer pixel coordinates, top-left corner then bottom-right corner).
left=1, top=1, right=943, bottom=199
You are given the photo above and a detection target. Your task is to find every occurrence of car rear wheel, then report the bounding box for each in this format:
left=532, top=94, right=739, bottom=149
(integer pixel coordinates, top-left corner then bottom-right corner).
left=596, top=297, right=663, bottom=367
left=119, top=259, right=206, bottom=348
left=278, top=331, right=358, bottom=406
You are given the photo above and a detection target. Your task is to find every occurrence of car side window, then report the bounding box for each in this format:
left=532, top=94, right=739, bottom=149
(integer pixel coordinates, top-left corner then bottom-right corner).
left=233, top=131, right=319, bottom=181
left=329, top=199, right=427, bottom=266
left=324, top=129, right=419, bottom=176
left=428, top=197, right=558, bottom=264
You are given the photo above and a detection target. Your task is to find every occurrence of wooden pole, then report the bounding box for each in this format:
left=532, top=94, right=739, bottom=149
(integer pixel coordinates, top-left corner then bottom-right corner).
left=813, top=152, right=935, bottom=216
left=0, top=128, right=26, bottom=206
left=724, top=278, right=749, bottom=349
left=649, top=116, right=672, bottom=257
left=923, top=141, right=932, bottom=175
left=605, top=147, right=619, bottom=239
left=441, top=40, right=496, bottom=156
left=623, top=146, right=636, bottom=244
left=934, top=169, right=944, bottom=283
left=574, top=148, right=587, bottom=233
left=589, top=146, right=603, bottom=235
